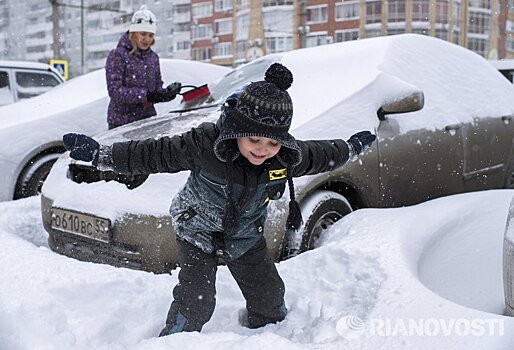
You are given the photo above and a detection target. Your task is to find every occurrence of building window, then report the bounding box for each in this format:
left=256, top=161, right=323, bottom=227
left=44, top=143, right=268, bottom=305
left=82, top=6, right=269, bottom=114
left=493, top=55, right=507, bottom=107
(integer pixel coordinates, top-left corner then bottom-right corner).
left=263, top=0, right=293, bottom=6
left=335, top=1, right=359, bottom=21
left=263, top=7, right=293, bottom=33
left=467, top=37, right=487, bottom=57
left=435, top=28, right=448, bottom=40
left=235, top=39, right=247, bottom=60
left=214, top=42, right=232, bottom=57
left=412, top=0, right=430, bottom=22
left=192, top=2, right=213, bottom=19
left=215, top=18, right=232, bottom=35
left=192, top=47, right=212, bottom=61
left=365, top=29, right=381, bottom=38
left=468, top=10, right=489, bottom=34
left=265, top=35, right=293, bottom=53
left=236, top=13, right=249, bottom=40
left=306, top=32, right=328, bottom=47
left=192, top=24, right=213, bottom=40
left=435, top=0, right=449, bottom=24
left=335, top=29, right=359, bottom=42
left=174, top=22, right=190, bottom=32
left=173, top=4, right=190, bottom=14
left=366, top=0, right=381, bottom=24
left=388, top=0, right=406, bottom=23
left=215, top=0, right=232, bottom=12
left=307, top=5, right=328, bottom=24
left=176, top=41, right=191, bottom=51
left=387, top=28, right=405, bottom=36
left=469, top=0, right=490, bottom=9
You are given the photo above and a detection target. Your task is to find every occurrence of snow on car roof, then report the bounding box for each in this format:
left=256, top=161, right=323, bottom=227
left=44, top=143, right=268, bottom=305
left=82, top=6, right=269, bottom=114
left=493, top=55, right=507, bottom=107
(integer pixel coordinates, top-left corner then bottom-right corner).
left=265, top=34, right=514, bottom=138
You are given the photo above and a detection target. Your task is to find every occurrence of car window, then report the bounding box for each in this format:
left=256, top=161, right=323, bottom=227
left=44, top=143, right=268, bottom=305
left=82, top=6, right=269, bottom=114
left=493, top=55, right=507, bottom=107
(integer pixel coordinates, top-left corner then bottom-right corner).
left=15, top=71, right=61, bottom=100
left=0, top=70, right=14, bottom=106
left=205, top=57, right=276, bottom=104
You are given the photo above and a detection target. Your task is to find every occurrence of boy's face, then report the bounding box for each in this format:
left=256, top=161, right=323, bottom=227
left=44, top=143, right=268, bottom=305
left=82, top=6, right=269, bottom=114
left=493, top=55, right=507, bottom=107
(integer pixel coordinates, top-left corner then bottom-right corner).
left=237, top=136, right=282, bottom=165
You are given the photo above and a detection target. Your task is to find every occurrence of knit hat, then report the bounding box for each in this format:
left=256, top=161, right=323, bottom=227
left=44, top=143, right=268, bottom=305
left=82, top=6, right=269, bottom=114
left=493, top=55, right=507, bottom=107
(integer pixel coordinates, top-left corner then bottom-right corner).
left=129, top=5, right=157, bottom=34
left=213, top=63, right=302, bottom=168
left=214, top=63, right=304, bottom=236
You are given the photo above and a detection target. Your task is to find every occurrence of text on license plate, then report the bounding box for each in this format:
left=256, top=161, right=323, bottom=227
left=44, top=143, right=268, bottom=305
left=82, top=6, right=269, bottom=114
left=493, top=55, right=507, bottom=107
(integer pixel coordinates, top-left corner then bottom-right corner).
left=51, top=208, right=111, bottom=242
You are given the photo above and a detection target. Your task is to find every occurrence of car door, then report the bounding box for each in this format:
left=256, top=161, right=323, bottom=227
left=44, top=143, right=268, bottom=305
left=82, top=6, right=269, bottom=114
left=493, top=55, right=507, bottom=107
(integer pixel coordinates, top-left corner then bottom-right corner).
left=376, top=115, right=464, bottom=207
left=461, top=115, right=514, bottom=190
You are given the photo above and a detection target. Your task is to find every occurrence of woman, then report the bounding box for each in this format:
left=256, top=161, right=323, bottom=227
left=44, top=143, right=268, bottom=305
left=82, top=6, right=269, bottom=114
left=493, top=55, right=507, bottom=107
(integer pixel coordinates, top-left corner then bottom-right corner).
left=105, top=5, right=181, bottom=129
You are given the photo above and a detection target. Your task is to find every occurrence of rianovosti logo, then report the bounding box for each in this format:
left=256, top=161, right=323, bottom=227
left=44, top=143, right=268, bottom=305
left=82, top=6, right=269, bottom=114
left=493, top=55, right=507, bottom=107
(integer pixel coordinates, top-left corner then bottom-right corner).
left=336, top=315, right=505, bottom=338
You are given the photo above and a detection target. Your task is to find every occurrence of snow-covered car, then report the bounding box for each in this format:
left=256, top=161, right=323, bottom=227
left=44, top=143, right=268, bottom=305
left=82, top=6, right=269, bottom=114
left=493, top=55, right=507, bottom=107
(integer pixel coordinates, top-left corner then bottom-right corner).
left=42, top=34, right=514, bottom=273
left=0, top=59, right=231, bottom=201
left=0, top=60, right=64, bottom=106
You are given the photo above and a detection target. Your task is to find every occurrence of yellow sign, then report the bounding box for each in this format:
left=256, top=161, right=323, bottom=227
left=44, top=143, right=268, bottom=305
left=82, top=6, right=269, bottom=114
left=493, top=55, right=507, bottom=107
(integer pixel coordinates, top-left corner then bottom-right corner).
left=50, top=59, right=69, bottom=80
left=269, top=168, right=287, bottom=181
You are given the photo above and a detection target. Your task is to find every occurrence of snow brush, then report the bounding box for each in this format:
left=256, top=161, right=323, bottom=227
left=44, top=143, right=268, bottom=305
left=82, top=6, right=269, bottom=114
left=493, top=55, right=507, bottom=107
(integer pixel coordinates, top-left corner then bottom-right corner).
left=178, top=84, right=211, bottom=103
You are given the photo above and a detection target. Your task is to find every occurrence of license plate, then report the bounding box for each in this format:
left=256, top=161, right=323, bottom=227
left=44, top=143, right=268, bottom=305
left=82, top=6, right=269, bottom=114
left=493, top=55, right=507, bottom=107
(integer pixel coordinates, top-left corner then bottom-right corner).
left=51, top=208, right=111, bottom=243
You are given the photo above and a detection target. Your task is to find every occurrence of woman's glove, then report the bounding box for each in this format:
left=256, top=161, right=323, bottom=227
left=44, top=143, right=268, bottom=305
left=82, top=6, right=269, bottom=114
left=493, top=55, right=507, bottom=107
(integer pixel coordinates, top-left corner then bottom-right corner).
left=147, top=82, right=182, bottom=103
left=346, top=131, right=376, bottom=155
left=63, top=133, right=100, bottom=165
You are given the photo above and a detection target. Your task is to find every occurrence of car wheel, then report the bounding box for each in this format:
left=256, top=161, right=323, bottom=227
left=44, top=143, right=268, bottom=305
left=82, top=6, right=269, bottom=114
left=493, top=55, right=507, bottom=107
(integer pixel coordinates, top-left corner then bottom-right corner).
left=281, top=191, right=353, bottom=259
left=14, top=153, right=61, bottom=199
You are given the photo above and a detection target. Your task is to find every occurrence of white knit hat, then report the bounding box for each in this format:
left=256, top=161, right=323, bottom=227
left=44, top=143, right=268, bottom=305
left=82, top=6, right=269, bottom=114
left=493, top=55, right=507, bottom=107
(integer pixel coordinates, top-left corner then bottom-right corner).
left=129, top=5, right=157, bottom=34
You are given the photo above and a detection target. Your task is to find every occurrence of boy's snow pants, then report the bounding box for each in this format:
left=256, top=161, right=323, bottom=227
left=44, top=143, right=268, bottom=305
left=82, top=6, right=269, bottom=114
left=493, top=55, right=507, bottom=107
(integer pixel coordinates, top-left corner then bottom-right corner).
left=159, top=234, right=287, bottom=335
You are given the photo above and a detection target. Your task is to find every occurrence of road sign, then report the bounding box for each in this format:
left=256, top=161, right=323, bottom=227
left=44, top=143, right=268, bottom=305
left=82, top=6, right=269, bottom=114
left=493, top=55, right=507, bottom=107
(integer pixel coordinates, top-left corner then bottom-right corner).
left=50, top=59, right=69, bottom=80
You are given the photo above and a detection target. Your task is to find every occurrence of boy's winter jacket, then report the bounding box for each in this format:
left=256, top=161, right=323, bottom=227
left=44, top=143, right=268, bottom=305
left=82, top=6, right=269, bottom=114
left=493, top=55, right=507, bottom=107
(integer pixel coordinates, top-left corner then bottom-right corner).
left=105, top=32, right=167, bottom=128
left=107, top=122, right=351, bottom=259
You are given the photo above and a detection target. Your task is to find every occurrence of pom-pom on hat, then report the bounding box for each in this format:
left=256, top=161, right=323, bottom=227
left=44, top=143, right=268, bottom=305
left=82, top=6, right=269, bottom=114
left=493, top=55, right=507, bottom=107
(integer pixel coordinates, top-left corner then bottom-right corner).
left=214, top=62, right=302, bottom=167
left=129, top=5, right=157, bottom=34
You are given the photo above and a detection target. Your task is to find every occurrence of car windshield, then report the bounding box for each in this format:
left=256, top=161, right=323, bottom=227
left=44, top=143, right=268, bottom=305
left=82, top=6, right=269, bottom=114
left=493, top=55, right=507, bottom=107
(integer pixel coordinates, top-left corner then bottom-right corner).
left=187, top=57, right=277, bottom=108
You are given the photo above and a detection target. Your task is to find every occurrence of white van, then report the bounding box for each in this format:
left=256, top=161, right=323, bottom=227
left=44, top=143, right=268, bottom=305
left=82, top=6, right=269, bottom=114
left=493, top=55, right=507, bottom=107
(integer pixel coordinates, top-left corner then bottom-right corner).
left=0, top=60, right=65, bottom=106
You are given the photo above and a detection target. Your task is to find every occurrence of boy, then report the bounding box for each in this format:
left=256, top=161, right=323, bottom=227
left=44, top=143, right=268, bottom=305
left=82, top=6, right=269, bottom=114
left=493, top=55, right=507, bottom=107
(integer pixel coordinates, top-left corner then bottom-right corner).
left=63, top=63, right=375, bottom=335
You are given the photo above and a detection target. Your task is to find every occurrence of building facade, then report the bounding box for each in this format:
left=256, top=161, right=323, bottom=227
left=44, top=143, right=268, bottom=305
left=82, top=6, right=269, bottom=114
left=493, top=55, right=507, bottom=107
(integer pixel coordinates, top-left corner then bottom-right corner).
left=1, top=0, right=514, bottom=75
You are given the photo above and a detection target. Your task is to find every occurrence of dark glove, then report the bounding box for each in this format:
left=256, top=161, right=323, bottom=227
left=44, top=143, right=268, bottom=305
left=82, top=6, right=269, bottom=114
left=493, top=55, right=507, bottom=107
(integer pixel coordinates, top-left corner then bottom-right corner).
left=147, top=82, right=182, bottom=103
left=166, top=81, right=182, bottom=98
left=347, top=131, right=376, bottom=155
left=63, top=133, right=99, bottom=165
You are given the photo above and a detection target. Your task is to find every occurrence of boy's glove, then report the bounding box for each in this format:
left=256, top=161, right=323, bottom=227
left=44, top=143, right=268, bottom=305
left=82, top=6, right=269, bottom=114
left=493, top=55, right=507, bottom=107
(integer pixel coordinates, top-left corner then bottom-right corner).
left=347, top=131, right=376, bottom=155
left=63, top=133, right=99, bottom=165
left=147, top=82, right=182, bottom=103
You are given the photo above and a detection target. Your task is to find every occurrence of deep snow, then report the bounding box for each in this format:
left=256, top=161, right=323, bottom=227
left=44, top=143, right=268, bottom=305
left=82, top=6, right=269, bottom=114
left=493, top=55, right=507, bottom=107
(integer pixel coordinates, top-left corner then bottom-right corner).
left=1, top=190, right=513, bottom=350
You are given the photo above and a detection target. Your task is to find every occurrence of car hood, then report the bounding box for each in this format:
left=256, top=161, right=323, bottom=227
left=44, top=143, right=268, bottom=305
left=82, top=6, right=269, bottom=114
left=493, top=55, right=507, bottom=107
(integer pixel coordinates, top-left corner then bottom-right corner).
left=95, top=104, right=222, bottom=145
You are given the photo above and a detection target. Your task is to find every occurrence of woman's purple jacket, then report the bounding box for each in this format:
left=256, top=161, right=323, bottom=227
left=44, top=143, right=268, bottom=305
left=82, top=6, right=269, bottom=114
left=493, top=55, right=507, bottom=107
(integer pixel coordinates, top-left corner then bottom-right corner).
left=105, top=32, right=167, bottom=128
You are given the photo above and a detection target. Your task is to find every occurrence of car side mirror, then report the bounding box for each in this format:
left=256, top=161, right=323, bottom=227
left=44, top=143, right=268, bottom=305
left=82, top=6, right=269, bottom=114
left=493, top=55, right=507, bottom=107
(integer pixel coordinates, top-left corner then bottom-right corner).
left=377, top=91, right=424, bottom=121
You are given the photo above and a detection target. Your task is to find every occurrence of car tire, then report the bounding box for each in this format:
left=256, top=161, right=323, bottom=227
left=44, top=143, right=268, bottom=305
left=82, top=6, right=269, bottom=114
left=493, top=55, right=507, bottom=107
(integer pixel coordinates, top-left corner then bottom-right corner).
left=281, top=190, right=353, bottom=259
left=14, top=153, right=61, bottom=200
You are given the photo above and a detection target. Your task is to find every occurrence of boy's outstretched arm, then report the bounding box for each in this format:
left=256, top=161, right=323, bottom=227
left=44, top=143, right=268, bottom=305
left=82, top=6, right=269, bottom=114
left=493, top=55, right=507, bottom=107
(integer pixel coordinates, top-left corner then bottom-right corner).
left=293, top=131, right=376, bottom=177
left=63, top=123, right=215, bottom=176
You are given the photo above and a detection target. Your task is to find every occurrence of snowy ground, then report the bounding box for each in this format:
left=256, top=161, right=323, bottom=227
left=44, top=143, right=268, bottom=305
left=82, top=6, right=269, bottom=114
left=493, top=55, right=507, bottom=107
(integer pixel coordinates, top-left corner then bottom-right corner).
left=1, top=190, right=514, bottom=350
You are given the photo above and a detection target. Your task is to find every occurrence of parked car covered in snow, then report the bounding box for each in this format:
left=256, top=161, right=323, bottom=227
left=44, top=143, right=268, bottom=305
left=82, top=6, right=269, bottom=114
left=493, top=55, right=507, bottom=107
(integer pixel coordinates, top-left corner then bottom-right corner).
left=42, top=34, right=514, bottom=273
left=0, top=60, right=64, bottom=106
left=0, top=59, right=231, bottom=201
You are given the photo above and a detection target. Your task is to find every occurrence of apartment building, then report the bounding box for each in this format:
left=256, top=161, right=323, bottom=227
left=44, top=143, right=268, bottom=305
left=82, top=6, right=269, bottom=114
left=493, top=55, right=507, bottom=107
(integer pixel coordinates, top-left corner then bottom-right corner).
left=0, top=0, right=177, bottom=78
left=1, top=0, right=513, bottom=74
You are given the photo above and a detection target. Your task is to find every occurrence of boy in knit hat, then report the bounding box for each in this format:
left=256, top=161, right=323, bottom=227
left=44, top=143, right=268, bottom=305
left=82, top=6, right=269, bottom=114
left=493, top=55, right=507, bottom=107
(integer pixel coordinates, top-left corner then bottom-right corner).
left=62, top=63, right=376, bottom=335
